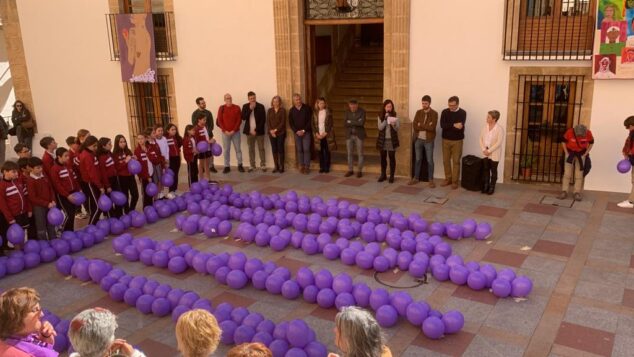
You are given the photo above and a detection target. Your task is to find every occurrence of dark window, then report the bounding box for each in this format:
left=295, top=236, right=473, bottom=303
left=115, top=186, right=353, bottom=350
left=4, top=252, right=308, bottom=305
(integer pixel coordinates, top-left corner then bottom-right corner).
left=125, top=74, right=173, bottom=139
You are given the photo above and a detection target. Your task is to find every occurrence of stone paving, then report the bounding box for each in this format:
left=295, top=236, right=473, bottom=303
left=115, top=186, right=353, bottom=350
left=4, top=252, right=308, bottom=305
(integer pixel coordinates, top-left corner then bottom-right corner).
left=1, top=170, right=633, bottom=357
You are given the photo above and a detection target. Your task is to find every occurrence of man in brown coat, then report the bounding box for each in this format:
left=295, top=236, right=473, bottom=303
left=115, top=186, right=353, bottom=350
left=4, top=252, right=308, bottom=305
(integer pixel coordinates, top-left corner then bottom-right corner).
left=409, top=95, right=438, bottom=187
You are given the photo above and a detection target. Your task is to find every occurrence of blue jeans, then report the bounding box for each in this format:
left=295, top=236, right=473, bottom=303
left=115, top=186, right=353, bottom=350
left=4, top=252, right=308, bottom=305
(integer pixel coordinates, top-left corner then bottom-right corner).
left=222, top=132, right=243, bottom=167
left=294, top=133, right=311, bottom=167
left=414, top=138, right=434, bottom=180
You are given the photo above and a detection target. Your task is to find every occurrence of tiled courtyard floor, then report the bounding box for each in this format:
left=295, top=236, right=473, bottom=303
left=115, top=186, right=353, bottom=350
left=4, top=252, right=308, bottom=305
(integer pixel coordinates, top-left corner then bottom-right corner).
left=2, top=170, right=633, bottom=357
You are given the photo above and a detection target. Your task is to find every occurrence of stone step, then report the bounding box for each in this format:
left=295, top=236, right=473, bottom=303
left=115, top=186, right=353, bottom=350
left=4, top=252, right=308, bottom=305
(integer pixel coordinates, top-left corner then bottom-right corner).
left=344, top=59, right=384, bottom=67
left=333, top=81, right=383, bottom=89
left=349, top=52, right=383, bottom=60
left=341, top=66, right=383, bottom=74
left=329, top=94, right=383, bottom=103
left=330, top=86, right=383, bottom=96
left=338, top=73, right=383, bottom=81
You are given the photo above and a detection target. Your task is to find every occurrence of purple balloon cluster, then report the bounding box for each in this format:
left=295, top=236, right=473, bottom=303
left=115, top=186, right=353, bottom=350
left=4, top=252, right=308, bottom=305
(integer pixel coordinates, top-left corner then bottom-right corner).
left=113, top=234, right=191, bottom=274
left=41, top=309, right=71, bottom=353
left=110, top=235, right=465, bottom=339
left=55, top=256, right=327, bottom=356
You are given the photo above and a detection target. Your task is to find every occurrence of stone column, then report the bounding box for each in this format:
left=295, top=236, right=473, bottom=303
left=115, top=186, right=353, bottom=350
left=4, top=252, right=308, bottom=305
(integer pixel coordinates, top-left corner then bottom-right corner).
left=0, top=0, right=35, bottom=128
left=273, top=0, right=306, bottom=169
left=384, top=0, right=411, bottom=177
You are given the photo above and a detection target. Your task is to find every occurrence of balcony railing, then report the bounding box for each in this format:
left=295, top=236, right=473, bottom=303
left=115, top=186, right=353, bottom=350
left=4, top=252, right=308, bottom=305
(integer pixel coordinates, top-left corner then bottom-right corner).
left=106, top=12, right=177, bottom=61
left=503, top=0, right=595, bottom=60
left=305, top=0, right=383, bottom=21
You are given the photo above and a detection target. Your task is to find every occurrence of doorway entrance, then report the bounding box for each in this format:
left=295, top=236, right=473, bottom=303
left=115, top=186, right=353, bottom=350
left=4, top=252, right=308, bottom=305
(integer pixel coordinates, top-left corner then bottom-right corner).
left=304, top=23, right=384, bottom=172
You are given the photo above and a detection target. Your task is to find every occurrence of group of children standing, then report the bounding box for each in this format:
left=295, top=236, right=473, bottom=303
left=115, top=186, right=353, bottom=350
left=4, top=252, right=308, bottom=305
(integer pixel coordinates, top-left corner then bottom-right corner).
left=1, top=116, right=215, bottom=253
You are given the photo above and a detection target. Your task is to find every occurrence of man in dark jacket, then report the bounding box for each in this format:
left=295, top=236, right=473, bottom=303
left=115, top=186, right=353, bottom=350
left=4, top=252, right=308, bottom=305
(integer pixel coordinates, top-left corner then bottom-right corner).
left=0, top=116, right=8, bottom=164
left=191, top=97, right=217, bottom=173
left=440, top=96, right=467, bottom=189
left=289, top=93, right=313, bottom=174
left=344, top=99, right=366, bottom=178
left=241, top=91, right=267, bottom=172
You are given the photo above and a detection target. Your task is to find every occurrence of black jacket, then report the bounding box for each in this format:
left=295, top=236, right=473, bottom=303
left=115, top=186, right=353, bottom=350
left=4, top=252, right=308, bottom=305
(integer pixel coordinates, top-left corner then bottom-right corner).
left=0, top=116, right=8, bottom=140
left=241, top=102, right=266, bottom=136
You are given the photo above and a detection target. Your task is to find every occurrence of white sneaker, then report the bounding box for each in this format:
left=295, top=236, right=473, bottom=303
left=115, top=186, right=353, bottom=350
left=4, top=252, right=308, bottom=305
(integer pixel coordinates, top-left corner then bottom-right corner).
left=166, top=192, right=176, bottom=199
left=158, top=192, right=166, bottom=200
left=617, top=200, right=634, bottom=208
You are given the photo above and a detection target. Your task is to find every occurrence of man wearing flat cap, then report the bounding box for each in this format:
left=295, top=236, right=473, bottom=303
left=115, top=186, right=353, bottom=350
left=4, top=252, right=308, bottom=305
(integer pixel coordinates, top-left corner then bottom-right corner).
left=559, top=124, right=594, bottom=201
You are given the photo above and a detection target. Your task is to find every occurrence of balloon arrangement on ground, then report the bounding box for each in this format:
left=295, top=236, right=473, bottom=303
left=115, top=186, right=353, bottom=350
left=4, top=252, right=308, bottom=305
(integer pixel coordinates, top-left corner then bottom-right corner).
left=617, top=159, right=632, bottom=174
left=111, top=235, right=472, bottom=338
left=56, top=256, right=327, bottom=356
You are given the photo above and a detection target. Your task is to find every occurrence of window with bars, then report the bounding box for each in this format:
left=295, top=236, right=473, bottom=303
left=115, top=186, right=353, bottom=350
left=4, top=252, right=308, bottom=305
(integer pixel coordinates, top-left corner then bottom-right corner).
left=511, top=74, right=585, bottom=183
left=503, top=0, right=596, bottom=60
left=125, top=74, right=173, bottom=139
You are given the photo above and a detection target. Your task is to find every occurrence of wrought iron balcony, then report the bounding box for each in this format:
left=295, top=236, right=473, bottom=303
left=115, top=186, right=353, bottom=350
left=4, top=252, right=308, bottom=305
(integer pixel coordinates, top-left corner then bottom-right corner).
left=503, top=0, right=595, bottom=60
left=106, top=12, right=177, bottom=61
left=305, top=0, right=383, bottom=23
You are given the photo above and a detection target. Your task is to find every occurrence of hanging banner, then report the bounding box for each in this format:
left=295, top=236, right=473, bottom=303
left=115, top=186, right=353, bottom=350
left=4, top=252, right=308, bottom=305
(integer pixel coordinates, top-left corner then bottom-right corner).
left=593, top=0, right=634, bottom=79
left=116, top=13, right=157, bottom=83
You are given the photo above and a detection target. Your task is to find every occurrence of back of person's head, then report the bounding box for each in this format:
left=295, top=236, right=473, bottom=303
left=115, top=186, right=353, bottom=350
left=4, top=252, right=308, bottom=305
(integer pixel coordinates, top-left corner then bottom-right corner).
left=573, top=124, right=588, bottom=137
left=66, top=136, right=76, bottom=147
left=17, top=158, right=29, bottom=170
left=69, top=308, right=118, bottom=357
left=422, top=95, right=432, bottom=103
left=624, top=116, right=634, bottom=128
left=0, top=287, right=40, bottom=339
left=1, top=160, right=19, bottom=173
left=81, top=136, right=99, bottom=152
left=28, top=157, right=43, bottom=169
left=143, top=127, right=154, bottom=137
left=176, top=309, right=221, bottom=357
left=39, top=136, right=55, bottom=150
left=56, top=147, right=68, bottom=160
left=184, top=125, right=194, bottom=137
left=335, top=306, right=384, bottom=357
left=227, top=342, right=272, bottom=357
left=96, top=137, right=111, bottom=156
left=14, top=143, right=26, bottom=154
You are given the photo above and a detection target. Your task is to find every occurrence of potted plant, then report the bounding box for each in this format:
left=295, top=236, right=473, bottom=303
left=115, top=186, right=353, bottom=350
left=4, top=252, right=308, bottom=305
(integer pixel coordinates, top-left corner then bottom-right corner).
left=520, top=146, right=536, bottom=178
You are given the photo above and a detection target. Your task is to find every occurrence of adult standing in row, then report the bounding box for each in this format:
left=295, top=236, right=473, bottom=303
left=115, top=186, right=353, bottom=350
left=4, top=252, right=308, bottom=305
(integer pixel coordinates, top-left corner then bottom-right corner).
left=0, top=115, right=8, bottom=164
left=377, top=99, right=399, bottom=183
left=267, top=96, right=286, bottom=173
left=312, top=97, right=336, bottom=173
left=440, top=96, right=467, bottom=189
left=11, top=100, right=35, bottom=151
left=241, top=91, right=267, bottom=172
left=289, top=93, right=312, bottom=174
left=344, top=99, right=366, bottom=178
left=218, top=93, right=245, bottom=173
left=191, top=97, right=217, bottom=173
left=479, top=110, right=504, bottom=195
left=409, top=95, right=438, bottom=187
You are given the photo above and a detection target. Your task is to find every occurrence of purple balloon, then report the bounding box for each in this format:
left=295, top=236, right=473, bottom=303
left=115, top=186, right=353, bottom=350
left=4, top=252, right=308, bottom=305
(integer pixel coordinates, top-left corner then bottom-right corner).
left=211, top=143, right=223, bottom=157
left=145, top=183, right=158, bottom=197
left=449, top=265, right=469, bottom=285
left=196, top=140, right=209, bottom=153
left=47, top=207, right=64, bottom=226
left=511, top=276, right=533, bottom=297
left=474, top=222, right=492, bottom=240
left=281, top=280, right=301, bottom=299
left=491, top=278, right=512, bottom=298
left=68, top=191, right=86, bottom=206
left=391, top=291, right=413, bottom=317
left=269, top=339, right=289, bottom=357
left=314, top=270, right=333, bottom=289
left=422, top=316, right=445, bottom=339
left=335, top=292, right=356, bottom=310
left=406, top=301, right=430, bottom=326
left=617, top=159, right=632, bottom=173
left=226, top=270, right=249, bottom=289
left=168, top=257, right=187, bottom=274
left=109, top=283, right=127, bottom=302
left=373, top=256, right=390, bottom=273
left=110, top=191, right=128, bottom=206
left=7, top=224, right=25, bottom=245
left=355, top=251, right=374, bottom=270
left=127, top=159, right=142, bottom=174
left=442, top=310, right=464, bottom=334
left=432, top=264, right=450, bottom=281
left=376, top=305, right=398, bottom=327
left=287, top=320, right=312, bottom=348
left=24, top=252, right=40, bottom=269
left=369, top=289, right=390, bottom=311
left=97, top=194, right=113, bottom=212
left=467, top=271, right=487, bottom=290
left=316, top=288, right=336, bottom=308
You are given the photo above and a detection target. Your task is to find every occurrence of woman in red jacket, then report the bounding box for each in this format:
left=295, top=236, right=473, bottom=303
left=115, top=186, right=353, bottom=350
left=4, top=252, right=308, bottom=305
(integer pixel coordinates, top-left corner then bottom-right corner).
left=78, top=135, right=104, bottom=225
left=134, top=132, right=156, bottom=208
left=50, top=147, right=79, bottom=231
left=97, top=137, right=121, bottom=217
left=165, top=123, right=182, bottom=198
left=113, top=134, right=139, bottom=213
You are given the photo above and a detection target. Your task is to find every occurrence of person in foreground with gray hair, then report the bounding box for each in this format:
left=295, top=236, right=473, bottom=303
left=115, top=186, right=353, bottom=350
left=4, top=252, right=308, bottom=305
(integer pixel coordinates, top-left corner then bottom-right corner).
left=68, top=308, right=145, bottom=357
left=328, top=306, right=392, bottom=357
left=559, top=124, right=594, bottom=201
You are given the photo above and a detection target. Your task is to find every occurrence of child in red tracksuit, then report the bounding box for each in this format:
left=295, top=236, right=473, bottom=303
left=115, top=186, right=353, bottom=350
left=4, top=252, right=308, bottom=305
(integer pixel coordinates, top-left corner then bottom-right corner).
left=50, top=147, right=79, bottom=232
left=165, top=123, right=182, bottom=197
left=66, top=135, right=86, bottom=220
left=26, top=157, right=57, bottom=240
left=0, top=161, right=32, bottom=252
left=183, top=125, right=199, bottom=187
left=135, top=132, right=160, bottom=207
left=39, top=136, right=58, bottom=179
left=194, top=115, right=216, bottom=181
left=113, top=134, right=139, bottom=213
left=97, top=137, right=121, bottom=217
left=79, top=136, right=105, bottom=225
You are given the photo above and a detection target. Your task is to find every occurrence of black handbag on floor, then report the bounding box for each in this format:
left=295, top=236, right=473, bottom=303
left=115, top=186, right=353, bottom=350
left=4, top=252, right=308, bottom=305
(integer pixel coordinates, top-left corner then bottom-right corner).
left=461, top=155, right=483, bottom=191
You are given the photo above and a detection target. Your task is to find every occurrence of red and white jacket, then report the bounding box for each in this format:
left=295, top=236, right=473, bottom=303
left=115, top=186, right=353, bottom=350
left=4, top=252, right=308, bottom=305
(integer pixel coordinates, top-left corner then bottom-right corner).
left=0, top=178, right=32, bottom=222
left=134, top=144, right=153, bottom=181
left=183, top=136, right=196, bottom=162
left=194, top=124, right=210, bottom=144
left=27, top=173, right=55, bottom=208
left=79, top=149, right=104, bottom=189
left=42, top=150, right=56, bottom=179
left=50, top=162, right=79, bottom=197
left=166, top=134, right=182, bottom=158
left=114, top=151, right=133, bottom=177
left=69, top=146, right=80, bottom=175
left=98, top=152, right=117, bottom=187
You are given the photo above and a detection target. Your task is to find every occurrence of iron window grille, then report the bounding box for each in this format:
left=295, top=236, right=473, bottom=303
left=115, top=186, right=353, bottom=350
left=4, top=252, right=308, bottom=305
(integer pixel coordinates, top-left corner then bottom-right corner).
left=125, top=74, right=173, bottom=140
left=511, top=74, right=585, bottom=183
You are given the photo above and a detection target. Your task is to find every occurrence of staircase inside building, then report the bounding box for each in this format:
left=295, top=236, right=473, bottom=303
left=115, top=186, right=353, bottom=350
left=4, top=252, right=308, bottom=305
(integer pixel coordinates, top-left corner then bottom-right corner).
left=329, top=45, right=383, bottom=173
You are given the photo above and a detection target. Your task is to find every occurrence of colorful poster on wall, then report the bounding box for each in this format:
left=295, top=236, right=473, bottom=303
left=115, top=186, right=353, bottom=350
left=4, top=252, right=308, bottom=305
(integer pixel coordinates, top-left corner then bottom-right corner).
left=593, top=0, right=634, bottom=79
left=116, top=13, right=157, bottom=83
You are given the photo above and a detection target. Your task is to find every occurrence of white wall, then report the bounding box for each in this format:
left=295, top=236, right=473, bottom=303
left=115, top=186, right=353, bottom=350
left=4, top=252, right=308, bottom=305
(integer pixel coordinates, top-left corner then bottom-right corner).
left=585, top=80, right=634, bottom=193
left=171, top=0, right=277, bottom=167
left=408, top=0, right=612, bottom=190
left=17, top=0, right=127, bottom=158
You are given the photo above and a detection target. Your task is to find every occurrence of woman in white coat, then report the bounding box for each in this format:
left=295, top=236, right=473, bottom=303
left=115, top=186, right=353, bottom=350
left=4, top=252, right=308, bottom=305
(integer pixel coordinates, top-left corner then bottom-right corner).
left=479, top=110, right=504, bottom=195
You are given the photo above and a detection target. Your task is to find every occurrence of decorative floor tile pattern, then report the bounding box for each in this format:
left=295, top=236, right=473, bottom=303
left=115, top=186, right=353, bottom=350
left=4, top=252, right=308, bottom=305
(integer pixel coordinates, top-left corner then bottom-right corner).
left=2, top=170, right=633, bottom=356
